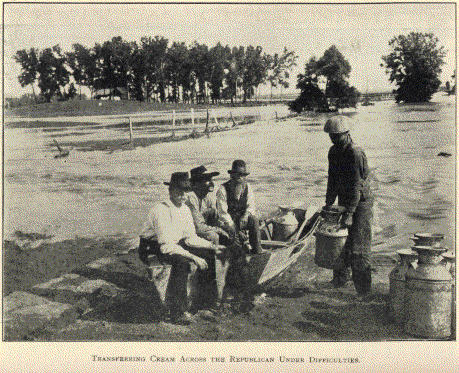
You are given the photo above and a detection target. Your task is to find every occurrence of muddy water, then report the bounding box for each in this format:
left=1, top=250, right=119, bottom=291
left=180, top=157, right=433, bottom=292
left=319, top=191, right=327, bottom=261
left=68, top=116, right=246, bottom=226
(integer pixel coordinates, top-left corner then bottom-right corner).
left=3, top=95, right=455, bottom=253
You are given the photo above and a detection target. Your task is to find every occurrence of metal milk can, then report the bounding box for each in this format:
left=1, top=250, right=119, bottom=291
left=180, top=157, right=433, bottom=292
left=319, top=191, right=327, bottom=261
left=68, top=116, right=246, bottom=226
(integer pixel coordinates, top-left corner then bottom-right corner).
left=314, top=205, right=348, bottom=269
left=389, top=249, right=418, bottom=324
left=411, top=232, right=444, bottom=247
left=441, top=251, right=456, bottom=340
left=272, top=205, right=298, bottom=241
left=405, top=245, right=453, bottom=339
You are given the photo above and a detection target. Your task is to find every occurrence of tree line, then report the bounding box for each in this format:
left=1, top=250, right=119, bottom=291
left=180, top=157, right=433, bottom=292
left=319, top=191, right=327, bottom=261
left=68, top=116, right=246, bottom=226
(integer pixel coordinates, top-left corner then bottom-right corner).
left=14, top=36, right=298, bottom=104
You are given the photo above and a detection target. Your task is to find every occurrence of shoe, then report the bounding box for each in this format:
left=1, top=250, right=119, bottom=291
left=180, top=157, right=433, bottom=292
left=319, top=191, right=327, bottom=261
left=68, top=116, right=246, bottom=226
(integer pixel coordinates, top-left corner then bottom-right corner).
left=170, top=311, right=193, bottom=325
left=355, top=293, right=372, bottom=303
left=196, top=309, right=218, bottom=322
left=331, top=279, right=352, bottom=288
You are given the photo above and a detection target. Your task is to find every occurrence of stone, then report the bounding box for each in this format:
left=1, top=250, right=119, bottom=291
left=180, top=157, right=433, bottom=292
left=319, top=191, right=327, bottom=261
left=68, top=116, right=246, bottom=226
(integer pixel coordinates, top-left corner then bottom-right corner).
left=31, top=274, right=124, bottom=307
left=3, top=291, right=89, bottom=340
left=86, top=257, right=115, bottom=270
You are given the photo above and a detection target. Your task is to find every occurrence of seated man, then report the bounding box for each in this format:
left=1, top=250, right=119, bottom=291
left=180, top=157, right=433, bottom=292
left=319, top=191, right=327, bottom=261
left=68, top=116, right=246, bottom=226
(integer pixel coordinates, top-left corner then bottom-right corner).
left=216, top=159, right=262, bottom=255
left=186, top=165, right=230, bottom=308
left=186, top=165, right=229, bottom=245
left=138, top=172, right=222, bottom=325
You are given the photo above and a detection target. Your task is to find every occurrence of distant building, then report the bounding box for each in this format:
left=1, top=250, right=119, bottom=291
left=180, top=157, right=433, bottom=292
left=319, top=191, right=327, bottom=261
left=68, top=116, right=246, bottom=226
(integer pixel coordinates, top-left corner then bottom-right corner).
left=93, top=87, right=128, bottom=100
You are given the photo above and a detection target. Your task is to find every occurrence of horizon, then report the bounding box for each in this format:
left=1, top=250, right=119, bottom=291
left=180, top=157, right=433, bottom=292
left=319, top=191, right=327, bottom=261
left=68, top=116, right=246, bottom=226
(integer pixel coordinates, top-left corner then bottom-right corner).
left=3, top=3, right=455, bottom=99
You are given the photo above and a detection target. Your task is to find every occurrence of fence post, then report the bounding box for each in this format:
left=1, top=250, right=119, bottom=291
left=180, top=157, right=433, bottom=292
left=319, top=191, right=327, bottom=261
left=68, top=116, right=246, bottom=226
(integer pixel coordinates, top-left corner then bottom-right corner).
left=230, top=111, right=237, bottom=126
left=172, top=110, right=176, bottom=138
left=212, top=110, right=219, bottom=126
left=191, top=108, right=195, bottom=128
left=128, top=117, right=133, bottom=143
left=205, top=109, right=210, bottom=138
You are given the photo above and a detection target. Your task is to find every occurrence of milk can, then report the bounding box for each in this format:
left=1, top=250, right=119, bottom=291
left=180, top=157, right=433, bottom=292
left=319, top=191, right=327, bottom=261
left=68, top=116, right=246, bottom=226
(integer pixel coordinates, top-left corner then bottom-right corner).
left=441, top=251, right=456, bottom=339
left=272, top=205, right=298, bottom=241
left=314, top=206, right=348, bottom=269
left=389, top=249, right=418, bottom=324
left=405, top=245, right=453, bottom=339
left=411, top=232, right=444, bottom=247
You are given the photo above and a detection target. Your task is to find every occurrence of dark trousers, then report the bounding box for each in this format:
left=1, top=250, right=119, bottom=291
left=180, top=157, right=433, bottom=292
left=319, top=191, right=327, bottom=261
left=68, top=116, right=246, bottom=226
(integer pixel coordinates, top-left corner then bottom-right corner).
left=231, top=213, right=262, bottom=254
left=139, top=237, right=217, bottom=316
left=333, top=200, right=373, bottom=295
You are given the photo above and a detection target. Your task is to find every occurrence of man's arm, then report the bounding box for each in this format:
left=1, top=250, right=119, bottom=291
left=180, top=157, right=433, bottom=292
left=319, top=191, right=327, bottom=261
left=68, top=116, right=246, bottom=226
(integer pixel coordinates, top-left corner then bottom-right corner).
left=186, top=194, right=218, bottom=235
left=245, top=183, right=257, bottom=217
left=345, top=147, right=364, bottom=214
left=216, top=185, right=235, bottom=229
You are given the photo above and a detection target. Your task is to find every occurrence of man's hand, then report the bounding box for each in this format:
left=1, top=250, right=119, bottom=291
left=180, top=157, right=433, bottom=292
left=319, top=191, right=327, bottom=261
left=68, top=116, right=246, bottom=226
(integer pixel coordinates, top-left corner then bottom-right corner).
left=217, top=227, right=230, bottom=239
left=239, top=213, right=249, bottom=229
left=341, top=212, right=353, bottom=228
left=213, top=244, right=226, bottom=256
left=193, top=256, right=208, bottom=270
left=321, top=205, right=332, bottom=218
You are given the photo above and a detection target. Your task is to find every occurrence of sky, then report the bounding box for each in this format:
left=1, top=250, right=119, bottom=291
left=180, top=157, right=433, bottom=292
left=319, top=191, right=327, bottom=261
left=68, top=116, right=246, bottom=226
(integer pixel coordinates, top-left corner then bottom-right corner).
left=3, top=2, right=456, bottom=98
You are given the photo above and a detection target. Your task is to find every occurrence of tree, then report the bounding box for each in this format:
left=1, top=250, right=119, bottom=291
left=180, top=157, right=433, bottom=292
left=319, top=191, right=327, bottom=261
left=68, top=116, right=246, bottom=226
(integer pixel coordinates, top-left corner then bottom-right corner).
left=381, top=32, right=446, bottom=102
left=13, top=48, right=39, bottom=97
left=240, top=45, right=269, bottom=103
left=289, top=57, right=327, bottom=112
left=290, top=46, right=358, bottom=113
left=164, top=42, right=191, bottom=102
left=66, top=43, right=96, bottom=98
left=267, top=47, right=299, bottom=99
left=190, top=42, right=211, bottom=103
left=36, top=45, right=70, bottom=102
left=92, top=37, right=134, bottom=99
left=208, top=43, right=230, bottom=104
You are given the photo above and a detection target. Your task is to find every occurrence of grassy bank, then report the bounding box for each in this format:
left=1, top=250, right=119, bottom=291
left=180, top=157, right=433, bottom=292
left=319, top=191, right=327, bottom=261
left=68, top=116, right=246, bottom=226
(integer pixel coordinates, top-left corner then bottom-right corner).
left=4, top=98, right=288, bottom=119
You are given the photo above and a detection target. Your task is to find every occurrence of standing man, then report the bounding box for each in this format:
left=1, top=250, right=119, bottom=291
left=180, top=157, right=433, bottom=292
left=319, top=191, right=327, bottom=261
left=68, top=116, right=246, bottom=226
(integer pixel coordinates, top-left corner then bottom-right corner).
left=138, top=172, right=222, bottom=324
left=324, top=115, right=374, bottom=301
left=216, top=159, right=262, bottom=255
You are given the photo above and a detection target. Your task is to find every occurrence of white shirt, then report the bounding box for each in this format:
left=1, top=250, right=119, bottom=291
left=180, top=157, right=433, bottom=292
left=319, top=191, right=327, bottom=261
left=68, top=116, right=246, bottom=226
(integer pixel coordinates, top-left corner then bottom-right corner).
left=216, top=182, right=257, bottom=228
left=140, top=200, right=213, bottom=256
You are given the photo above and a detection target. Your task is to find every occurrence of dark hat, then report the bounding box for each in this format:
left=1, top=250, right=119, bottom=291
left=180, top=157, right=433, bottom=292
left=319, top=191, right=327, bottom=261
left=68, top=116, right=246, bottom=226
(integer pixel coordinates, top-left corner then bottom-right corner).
left=163, top=172, right=192, bottom=191
left=189, top=165, right=220, bottom=183
left=228, top=159, right=249, bottom=175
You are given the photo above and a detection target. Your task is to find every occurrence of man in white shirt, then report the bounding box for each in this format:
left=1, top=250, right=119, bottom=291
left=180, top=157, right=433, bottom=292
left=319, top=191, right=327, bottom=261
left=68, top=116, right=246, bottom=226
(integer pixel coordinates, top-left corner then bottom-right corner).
left=138, top=172, right=222, bottom=324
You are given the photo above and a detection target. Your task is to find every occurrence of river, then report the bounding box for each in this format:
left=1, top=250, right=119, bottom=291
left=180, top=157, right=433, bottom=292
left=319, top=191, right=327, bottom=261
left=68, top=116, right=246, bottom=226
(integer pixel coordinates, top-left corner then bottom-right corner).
left=3, top=93, right=456, bottom=252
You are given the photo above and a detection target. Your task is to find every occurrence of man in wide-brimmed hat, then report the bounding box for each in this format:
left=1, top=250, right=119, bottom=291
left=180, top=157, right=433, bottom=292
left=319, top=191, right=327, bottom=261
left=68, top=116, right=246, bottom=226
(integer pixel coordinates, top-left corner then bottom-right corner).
left=216, top=159, right=262, bottom=255
left=186, top=165, right=230, bottom=309
left=216, top=160, right=262, bottom=312
left=138, top=171, right=223, bottom=324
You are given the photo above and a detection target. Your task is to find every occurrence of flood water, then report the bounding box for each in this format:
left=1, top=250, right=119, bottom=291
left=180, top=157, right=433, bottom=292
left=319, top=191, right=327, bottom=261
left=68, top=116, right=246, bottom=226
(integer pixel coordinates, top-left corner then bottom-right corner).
left=3, top=94, right=456, bottom=252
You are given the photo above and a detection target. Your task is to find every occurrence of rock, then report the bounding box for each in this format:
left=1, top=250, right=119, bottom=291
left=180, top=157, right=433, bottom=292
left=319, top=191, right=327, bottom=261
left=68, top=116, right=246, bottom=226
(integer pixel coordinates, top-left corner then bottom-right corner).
left=4, top=291, right=89, bottom=340
left=86, top=257, right=115, bottom=270
left=30, top=273, right=124, bottom=307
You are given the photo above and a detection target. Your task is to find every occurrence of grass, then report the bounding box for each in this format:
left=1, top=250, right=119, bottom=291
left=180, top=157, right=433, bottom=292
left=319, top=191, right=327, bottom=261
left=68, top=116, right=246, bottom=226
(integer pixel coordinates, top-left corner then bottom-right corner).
left=4, top=97, right=289, bottom=119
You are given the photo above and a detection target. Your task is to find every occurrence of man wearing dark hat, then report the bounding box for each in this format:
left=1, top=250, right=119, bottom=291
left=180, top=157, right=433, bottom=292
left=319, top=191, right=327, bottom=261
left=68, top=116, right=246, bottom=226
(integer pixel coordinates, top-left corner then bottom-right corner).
left=216, top=159, right=262, bottom=255
left=138, top=172, right=222, bottom=324
left=186, top=165, right=230, bottom=309
left=187, top=165, right=228, bottom=245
